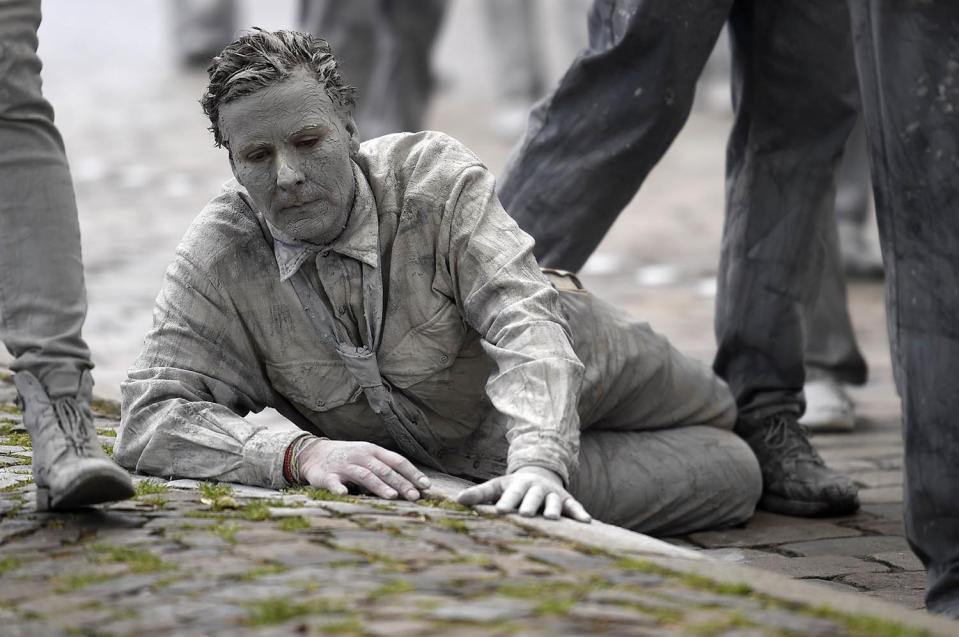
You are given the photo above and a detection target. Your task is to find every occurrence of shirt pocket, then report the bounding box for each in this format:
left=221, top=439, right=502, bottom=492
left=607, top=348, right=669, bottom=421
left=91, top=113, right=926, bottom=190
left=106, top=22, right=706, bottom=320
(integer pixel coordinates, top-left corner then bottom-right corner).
left=381, top=299, right=467, bottom=388
left=264, top=359, right=362, bottom=413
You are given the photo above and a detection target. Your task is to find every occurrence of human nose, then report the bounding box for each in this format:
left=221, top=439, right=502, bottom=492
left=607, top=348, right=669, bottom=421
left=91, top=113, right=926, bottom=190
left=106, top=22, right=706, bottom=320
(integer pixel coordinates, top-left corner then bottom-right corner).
left=275, top=151, right=304, bottom=191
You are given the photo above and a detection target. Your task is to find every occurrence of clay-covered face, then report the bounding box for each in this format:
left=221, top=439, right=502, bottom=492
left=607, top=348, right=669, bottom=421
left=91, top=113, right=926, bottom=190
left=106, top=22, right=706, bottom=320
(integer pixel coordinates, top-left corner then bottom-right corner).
left=219, top=68, right=358, bottom=244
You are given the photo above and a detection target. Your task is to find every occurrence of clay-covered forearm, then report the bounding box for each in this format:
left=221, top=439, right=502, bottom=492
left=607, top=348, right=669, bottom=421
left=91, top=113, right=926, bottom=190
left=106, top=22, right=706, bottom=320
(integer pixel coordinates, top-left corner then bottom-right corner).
left=117, top=369, right=302, bottom=489
left=443, top=165, right=585, bottom=483
left=116, top=252, right=296, bottom=488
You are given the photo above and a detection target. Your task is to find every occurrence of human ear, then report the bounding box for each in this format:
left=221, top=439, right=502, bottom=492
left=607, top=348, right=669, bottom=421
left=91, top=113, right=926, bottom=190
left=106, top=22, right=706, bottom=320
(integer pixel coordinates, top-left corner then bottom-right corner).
left=345, top=115, right=360, bottom=157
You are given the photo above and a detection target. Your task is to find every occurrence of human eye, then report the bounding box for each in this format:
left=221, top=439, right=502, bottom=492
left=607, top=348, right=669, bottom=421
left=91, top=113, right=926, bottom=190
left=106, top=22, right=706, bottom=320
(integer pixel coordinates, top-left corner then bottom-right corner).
left=245, top=147, right=270, bottom=162
left=295, top=136, right=319, bottom=149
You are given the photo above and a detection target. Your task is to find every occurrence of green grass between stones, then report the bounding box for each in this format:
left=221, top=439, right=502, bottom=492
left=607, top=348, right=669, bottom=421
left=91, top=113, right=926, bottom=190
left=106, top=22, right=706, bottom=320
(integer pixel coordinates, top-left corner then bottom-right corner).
left=89, top=544, right=175, bottom=574
left=243, top=597, right=351, bottom=626
left=278, top=515, right=311, bottom=532
left=135, top=479, right=170, bottom=496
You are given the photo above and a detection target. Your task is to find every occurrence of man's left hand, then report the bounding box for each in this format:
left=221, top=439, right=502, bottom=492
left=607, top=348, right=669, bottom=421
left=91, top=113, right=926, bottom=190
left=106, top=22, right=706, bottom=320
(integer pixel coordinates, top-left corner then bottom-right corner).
left=455, top=466, right=591, bottom=522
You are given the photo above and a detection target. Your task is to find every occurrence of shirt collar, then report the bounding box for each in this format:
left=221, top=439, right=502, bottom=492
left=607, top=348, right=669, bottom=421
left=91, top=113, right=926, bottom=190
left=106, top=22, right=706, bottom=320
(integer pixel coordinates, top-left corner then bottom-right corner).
left=269, top=162, right=379, bottom=282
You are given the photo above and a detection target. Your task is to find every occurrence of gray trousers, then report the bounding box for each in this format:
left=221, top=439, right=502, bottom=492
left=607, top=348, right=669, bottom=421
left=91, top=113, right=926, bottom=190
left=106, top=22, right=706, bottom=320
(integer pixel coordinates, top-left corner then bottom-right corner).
left=300, top=0, right=447, bottom=141
left=0, top=0, right=91, bottom=399
left=559, top=290, right=760, bottom=536
left=804, top=114, right=870, bottom=386
left=849, top=1, right=959, bottom=617
left=500, top=0, right=959, bottom=616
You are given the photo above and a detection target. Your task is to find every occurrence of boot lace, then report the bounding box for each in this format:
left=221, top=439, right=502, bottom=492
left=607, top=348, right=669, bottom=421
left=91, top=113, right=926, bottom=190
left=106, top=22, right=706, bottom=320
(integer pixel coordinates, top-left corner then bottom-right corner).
left=762, top=414, right=815, bottom=457
left=52, top=396, right=90, bottom=456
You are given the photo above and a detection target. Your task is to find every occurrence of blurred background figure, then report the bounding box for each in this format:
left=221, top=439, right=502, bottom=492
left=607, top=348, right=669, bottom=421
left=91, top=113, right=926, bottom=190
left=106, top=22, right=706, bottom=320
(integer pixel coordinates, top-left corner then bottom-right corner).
left=300, top=0, right=447, bottom=140
left=801, top=109, right=880, bottom=432
left=481, top=0, right=588, bottom=140
left=172, top=0, right=237, bottom=68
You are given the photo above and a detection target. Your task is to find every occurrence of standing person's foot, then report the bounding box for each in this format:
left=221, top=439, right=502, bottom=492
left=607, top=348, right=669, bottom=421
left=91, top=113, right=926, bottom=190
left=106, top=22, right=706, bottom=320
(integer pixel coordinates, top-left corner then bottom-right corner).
left=14, top=371, right=135, bottom=511
left=799, top=377, right=856, bottom=431
left=736, top=412, right=859, bottom=516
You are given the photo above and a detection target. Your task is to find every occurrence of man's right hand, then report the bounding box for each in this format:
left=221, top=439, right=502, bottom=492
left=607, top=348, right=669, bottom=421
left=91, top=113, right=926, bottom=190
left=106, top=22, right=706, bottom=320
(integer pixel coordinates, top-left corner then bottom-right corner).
left=297, top=439, right=431, bottom=501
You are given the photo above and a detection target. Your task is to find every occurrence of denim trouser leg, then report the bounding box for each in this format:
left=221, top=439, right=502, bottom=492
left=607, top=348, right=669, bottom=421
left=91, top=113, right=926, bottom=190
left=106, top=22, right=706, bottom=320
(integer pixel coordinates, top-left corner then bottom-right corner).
left=848, top=0, right=959, bottom=617
left=803, top=204, right=868, bottom=385
left=714, top=0, right=860, bottom=417
left=0, top=0, right=91, bottom=398
left=498, top=0, right=732, bottom=271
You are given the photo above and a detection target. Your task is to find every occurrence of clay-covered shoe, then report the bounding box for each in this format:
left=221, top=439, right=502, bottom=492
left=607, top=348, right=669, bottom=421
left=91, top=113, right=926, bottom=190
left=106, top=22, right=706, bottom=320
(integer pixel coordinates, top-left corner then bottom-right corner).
left=14, top=371, right=134, bottom=511
left=737, top=412, right=859, bottom=516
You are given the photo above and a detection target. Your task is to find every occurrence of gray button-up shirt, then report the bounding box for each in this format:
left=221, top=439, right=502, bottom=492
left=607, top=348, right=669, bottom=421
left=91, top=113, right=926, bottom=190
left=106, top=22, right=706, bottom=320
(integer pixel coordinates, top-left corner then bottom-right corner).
left=116, top=132, right=585, bottom=489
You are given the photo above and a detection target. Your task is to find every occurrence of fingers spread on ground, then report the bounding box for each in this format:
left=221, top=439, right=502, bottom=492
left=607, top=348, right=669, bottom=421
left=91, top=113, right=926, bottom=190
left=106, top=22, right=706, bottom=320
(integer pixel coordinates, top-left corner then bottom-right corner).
left=518, top=484, right=546, bottom=517
left=366, top=457, right=417, bottom=500
left=322, top=475, right=349, bottom=496
left=496, top=481, right=527, bottom=514
left=345, top=464, right=397, bottom=499
left=456, top=479, right=502, bottom=505
left=374, top=448, right=427, bottom=485
left=564, top=497, right=592, bottom=523
left=543, top=492, right=562, bottom=519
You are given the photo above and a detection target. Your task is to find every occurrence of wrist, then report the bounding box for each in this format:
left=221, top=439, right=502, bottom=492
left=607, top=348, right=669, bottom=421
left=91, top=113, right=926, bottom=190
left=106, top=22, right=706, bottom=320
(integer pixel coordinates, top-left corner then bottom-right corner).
left=283, top=434, right=324, bottom=485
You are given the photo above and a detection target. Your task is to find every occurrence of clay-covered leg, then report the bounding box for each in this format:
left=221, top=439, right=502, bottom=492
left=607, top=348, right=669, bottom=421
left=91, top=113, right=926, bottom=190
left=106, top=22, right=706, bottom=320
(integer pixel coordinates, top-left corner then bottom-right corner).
left=570, top=426, right=761, bottom=535
left=561, top=290, right=759, bottom=534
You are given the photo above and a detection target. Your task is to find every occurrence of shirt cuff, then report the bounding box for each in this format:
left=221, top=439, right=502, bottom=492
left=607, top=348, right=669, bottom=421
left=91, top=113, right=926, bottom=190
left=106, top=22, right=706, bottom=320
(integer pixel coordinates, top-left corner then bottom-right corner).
left=244, top=428, right=310, bottom=490
left=507, top=442, right=574, bottom=486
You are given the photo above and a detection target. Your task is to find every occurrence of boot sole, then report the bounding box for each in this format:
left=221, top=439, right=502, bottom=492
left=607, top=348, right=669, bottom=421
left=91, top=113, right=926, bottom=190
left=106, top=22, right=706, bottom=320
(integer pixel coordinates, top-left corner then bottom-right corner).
left=37, top=469, right=135, bottom=512
left=759, top=492, right=860, bottom=517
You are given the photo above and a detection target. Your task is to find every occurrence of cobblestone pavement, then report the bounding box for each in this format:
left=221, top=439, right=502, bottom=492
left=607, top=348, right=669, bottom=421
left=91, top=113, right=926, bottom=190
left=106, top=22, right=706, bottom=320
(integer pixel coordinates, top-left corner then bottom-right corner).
left=0, top=1, right=953, bottom=634
left=1, top=372, right=954, bottom=637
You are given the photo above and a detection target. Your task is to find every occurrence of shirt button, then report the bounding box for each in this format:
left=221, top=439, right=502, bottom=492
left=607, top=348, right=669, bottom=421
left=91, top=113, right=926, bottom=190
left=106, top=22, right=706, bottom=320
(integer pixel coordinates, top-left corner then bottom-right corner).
left=315, top=399, right=326, bottom=408
left=440, top=354, right=449, bottom=363
left=338, top=305, right=347, bottom=315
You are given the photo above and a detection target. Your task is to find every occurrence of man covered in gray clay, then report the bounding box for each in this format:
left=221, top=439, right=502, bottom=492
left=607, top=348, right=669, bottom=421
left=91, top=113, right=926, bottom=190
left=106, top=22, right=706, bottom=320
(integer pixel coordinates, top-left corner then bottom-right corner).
left=115, top=29, right=760, bottom=534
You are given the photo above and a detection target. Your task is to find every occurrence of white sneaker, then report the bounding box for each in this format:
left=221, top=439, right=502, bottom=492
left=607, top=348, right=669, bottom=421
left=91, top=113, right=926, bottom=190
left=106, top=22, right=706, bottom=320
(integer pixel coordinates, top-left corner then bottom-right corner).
left=800, top=377, right=856, bottom=431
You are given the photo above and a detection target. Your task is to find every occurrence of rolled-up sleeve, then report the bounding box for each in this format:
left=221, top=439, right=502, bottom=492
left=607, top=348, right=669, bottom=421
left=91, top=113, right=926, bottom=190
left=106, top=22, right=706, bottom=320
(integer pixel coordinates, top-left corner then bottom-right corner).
left=116, top=248, right=301, bottom=489
left=441, top=165, right=585, bottom=484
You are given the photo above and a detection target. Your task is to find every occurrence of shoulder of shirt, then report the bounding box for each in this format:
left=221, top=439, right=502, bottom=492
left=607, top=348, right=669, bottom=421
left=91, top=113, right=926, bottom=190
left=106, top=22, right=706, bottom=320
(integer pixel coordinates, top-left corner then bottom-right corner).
left=355, top=131, right=487, bottom=196
left=173, top=179, right=276, bottom=281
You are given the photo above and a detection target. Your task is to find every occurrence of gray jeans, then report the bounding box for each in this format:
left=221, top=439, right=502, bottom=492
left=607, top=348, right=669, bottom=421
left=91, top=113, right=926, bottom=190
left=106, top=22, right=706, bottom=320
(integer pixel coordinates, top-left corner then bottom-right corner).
left=0, top=0, right=91, bottom=398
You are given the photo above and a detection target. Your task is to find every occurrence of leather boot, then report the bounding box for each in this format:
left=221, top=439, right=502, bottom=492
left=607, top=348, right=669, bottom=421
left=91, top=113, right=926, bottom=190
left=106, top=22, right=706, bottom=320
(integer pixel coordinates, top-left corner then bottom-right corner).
left=14, top=370, right=134, bottom=511
left=736, top=411, right=859, bottom=516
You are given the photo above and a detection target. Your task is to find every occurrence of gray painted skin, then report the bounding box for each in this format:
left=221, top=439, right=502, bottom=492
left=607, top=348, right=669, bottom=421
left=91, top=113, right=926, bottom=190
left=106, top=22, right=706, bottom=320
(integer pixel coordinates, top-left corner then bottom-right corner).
left=117, top=71, right=760, bottom=535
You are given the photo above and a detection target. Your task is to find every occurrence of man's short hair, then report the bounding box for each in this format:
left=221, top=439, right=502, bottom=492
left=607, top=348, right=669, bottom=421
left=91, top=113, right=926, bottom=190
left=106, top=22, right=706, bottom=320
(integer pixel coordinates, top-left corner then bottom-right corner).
left=201, top=28, right=357, bottom=148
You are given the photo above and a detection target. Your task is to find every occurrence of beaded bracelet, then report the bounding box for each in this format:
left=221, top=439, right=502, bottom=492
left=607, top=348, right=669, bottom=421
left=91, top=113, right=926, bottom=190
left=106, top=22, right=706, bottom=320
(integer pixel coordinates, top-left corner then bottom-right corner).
left=283, top=434, right=313, bottom=485
left=283, top=434, right=326, bottom=485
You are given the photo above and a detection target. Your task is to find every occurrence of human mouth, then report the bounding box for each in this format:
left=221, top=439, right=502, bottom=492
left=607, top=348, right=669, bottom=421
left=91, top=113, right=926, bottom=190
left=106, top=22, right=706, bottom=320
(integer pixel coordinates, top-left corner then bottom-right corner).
left=279, top=198, right=318, bottom=213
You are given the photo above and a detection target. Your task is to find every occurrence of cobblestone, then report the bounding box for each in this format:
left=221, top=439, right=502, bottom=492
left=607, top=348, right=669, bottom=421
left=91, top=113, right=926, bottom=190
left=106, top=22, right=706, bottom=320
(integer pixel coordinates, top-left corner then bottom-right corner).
left=1, top=374, right=952, bottom=635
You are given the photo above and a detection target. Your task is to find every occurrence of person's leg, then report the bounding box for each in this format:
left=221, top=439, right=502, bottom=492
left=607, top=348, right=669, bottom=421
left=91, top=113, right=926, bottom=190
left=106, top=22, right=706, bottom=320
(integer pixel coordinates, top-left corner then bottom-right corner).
left=481, top=0, right=545, bottom=140
left=0, top=0, right=90, bottom=397
left=498, top=0, right=733, bottom=271
left=801, top=203, right=868, bottom=431
left=300, top=0, right=378, bottom=130
left=171, top=0, right=237, bottom=67
left=571, top=426, right=761, bottom=535
left=715, top=0, right=861, bottom=514
left=561, top=290, right=761, bottom=534
left=359, top=0, right=447, bottom=139
left=847, top=0, right=959, bottom=617
left=483, top=0, right=543, bottom=104
left=0, top=0, right=133, bottom=509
